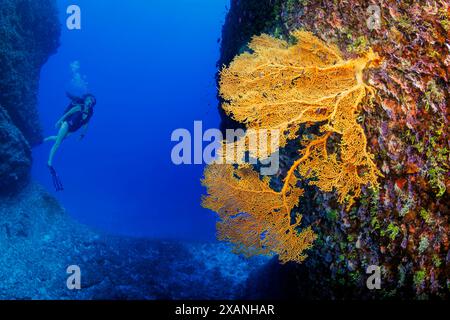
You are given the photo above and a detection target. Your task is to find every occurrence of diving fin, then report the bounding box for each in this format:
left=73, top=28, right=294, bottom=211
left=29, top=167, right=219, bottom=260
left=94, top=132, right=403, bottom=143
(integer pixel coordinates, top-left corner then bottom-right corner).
left=48, top=165, right=64, bottom=192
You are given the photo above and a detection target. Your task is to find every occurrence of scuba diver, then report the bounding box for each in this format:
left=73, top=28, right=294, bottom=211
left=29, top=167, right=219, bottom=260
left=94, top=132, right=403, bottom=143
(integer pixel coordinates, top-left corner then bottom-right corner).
left=44, top=93, right=97, bottom=191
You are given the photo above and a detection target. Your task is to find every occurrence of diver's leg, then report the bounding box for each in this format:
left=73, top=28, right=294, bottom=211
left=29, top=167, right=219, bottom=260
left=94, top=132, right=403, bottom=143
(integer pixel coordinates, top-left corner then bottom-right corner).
left=44, top=132, right=72, bottom=142
left=44, top=136, right=57, bottom=142
left=48, top=122, right=69, bottom=167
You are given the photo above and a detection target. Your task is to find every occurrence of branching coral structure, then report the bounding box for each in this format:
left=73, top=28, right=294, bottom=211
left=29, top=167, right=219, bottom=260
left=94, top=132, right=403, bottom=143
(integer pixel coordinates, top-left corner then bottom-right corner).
left=202, top=31, right=382, bottom=263
left=202, top=163, right=315, bottom=263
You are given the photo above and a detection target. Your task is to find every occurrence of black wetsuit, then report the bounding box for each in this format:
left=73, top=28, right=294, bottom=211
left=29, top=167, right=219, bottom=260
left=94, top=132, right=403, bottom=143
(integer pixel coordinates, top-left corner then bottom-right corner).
left=65, top=103, right=94, bottom=133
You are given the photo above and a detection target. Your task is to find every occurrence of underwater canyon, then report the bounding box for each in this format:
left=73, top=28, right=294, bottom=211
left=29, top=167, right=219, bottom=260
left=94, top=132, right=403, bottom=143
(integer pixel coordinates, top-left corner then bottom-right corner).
left=0, top=0, right=448, bottom=300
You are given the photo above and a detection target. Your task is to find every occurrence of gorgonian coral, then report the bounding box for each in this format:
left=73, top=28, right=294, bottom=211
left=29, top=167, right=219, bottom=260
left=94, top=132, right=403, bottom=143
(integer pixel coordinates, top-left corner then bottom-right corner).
left=202, top=31, right=382, bottom=263
left=202, top=163, right=315, bottom=263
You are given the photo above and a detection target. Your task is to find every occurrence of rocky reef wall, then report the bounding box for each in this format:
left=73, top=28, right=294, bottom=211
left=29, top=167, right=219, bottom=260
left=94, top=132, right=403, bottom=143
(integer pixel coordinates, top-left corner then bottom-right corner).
left=0, top=0, right=60, bottom=192
left=219, top=0, right=449, bottom=299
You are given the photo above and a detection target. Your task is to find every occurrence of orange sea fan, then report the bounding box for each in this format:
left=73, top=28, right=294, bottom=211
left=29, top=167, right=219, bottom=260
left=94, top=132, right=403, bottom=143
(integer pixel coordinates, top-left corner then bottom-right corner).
left=201, top=163, right=316, bottom=263
left=202, top=30, right=382, bottom=263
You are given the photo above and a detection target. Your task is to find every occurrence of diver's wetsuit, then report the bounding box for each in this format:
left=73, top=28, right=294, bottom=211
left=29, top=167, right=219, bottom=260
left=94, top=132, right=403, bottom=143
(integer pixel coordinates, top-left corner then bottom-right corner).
left=65, top=103, right=94, bottom=133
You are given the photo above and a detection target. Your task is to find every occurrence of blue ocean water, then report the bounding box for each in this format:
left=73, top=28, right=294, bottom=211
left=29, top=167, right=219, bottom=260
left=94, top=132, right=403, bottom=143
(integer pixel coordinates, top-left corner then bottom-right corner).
left=32, top=0, right=229, bottom=241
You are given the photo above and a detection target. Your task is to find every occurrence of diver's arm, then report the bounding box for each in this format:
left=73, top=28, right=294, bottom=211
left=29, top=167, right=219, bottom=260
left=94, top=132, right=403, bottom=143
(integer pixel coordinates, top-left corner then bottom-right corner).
left=79, top=123, right=89, bottom=140
left=55, top=105, right=81, bottom=128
